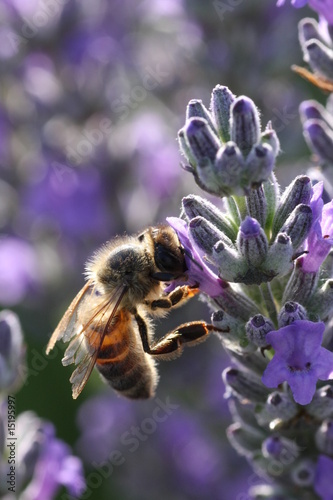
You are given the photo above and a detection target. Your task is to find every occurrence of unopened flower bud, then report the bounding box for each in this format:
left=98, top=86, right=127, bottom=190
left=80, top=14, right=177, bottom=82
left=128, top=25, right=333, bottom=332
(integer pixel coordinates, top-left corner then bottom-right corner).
left=308, top=385, right=333, bottom=420
left=246, top=143, right=275, bottom=185
left=280, top=204, right=313, bottom=250
left=272, top=175, right=312, bottom=239
left=237, top=217, right=268, bottom=267
left=230, top=96, right=261, bottom=157
left=315, top=420, right=333, bottom=455
left=262, top=436, right=299, bottom=461
left=303, top=119, right=333, bottom=164
left=257, top=391, right=298, bottom=426
left=227, top=422, right=263, bottom=457
left=186, top=99, right=217, bottom=134
left=300, top=100, right=333, bottom=129
left=185, top=117, right=220, bottom=163
left=212, top=240, right=248, bottom=283
left=182, top=195, right=237, bottom=241
left=261, top=233, right=294, bottom=278
left=304, top=39, right=333, bottom=81
left=246, top=185, right=267, bottom=228
left=246, top=314, right=274, bottom=348
left=189, top=216, right=233, bottom=256
left=178, top=128, right=197, bottom=166
left=291, top=459, right=316, bottom=487
left=261, top=122, right=280, bottom=157
left=298, top=17, right=320, bottom=47
left=310, top=279, right=333, bottom=322
left=228, top=398, right=262, bottom=432
left=278, top=301, right=308, bottom=327
left=212, top=310, right=255, bottom=353
left=213, top=142, right=246, bottom=196
left=283, top=258, right=319, bottom=305
left=222, top=367, right=270, bottom=403
left=210, top=84, right=235, bottom=142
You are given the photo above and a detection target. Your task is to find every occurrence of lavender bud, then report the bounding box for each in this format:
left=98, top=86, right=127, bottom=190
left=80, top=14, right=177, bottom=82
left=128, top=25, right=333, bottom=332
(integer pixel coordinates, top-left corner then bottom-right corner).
left=237, top=217, right=269, bottom=266
left=315, top=420, right=333, bottom=455
left=186, top=99, right=217, bottom=134
left=291, top=459, right=316, bottom=487
left=222, top=367, right=270, bottom=403
left=263, top=173, right=280, bottom=232
left=303, top=119, right=333, bottom=164
left=298, top=17, right=320, bottom=47
left=307, top=385, right=333, bottom=420
left=282, top=258, right=319, bottom=305
left=230, top=96, right=261, bottom=157
left=212, top=240, right=248, bottom=283
left=304, top=39, right=333, bottom=80
left=189, top=216, right=233, bottom=256
left=227, top=422, right=263, bottom=457
left=300, top=100, right=333, bottom=129
left=246, top=143, right=275, bottom=185
left=185, top=117, right=220, bottom=163
left=213, top=281, right=260, bottom=321
left=278, top=301, right=308, bottom=327
left=228, top=398, right=262, bottom=432
left=182, top=195, right=237, bottom=242
left=178, top=128, right=197, bottom=166
left=261, top=122, right=280, bottom=157
left=212, top=310, right=255, bottom=353
left=210, top=84, right=235, bottom=142
left=213, top=142, right=246, bottom=195
left=257, top=391, right=298, bottom=426
left=310, top=280, right=333, bottom=322
left=246, top=185, right=268, bottom=229
left=280, top=204, right=313, bottom=250
left=272, top=175, right=312, bottom=239
left=261, top=233, right=293, bottom=277
left=0, top=310, right=26, bottom=391
left=246, top=314, right=275, bottom=348
left=262, top=436, right=299, bottom=461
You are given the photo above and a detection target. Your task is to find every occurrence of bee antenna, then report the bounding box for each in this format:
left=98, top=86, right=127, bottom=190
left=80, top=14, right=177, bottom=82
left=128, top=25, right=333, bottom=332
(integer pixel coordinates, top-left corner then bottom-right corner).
left=183, top=248, right=203, bottom=271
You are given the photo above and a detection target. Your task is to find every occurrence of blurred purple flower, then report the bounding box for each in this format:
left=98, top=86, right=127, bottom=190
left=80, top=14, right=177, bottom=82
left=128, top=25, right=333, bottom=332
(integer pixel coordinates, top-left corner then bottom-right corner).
left=21, top=164, right=110, bottom=240
left=262, top=320, right=333, bottom=405
left=166, top=217, right=224, bottom=297
left=314, top=454, right=333, bottom=500
left=17, top=411, right=85, bottom=500
left=76, top=393, right=135, bottom=464
left=0, top=236, right=39, bottom=306
left=0, top=310, right=25, bottom=391
left=277, top=0, right=333, bottom=23
left=302, top=182, right=333, bottom=272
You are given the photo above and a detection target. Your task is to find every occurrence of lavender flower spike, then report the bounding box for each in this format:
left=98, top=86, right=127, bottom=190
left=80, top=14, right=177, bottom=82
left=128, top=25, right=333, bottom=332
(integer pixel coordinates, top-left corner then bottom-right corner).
left=262, top=320, right=333, bottom=405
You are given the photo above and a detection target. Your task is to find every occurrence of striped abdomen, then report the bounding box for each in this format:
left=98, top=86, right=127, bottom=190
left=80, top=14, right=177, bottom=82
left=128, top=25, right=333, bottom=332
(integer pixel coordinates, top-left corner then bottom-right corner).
left=95, top=309, right=157, bottom=399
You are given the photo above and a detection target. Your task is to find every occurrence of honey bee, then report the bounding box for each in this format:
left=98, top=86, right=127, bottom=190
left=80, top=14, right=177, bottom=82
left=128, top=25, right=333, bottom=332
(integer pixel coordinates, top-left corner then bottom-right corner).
left=46, top=224, right=216, bottom=399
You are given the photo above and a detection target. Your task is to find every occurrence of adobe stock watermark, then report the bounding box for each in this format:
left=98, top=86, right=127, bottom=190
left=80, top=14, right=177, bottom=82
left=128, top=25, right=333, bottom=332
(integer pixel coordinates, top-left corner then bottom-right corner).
left=60, top=396, right=179, bottom=500
left=7, top=0, right=69, bottom=53
left=110, top=64, right=169, bottom=121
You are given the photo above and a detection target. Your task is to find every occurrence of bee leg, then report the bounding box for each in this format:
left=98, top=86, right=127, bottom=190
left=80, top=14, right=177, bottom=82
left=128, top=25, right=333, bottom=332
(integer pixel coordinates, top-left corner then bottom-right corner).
left=135, top=312, right=217, bottom=360
left=148, top=285, right=199, bottom=311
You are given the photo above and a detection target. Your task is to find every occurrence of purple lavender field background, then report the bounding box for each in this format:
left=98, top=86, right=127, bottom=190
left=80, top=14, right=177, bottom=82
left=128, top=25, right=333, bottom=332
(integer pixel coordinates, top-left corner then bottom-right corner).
left=0, top=1, right=322, bottom=499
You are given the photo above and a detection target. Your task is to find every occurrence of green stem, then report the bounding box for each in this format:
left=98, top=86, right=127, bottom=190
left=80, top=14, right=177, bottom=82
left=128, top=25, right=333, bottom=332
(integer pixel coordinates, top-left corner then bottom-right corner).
left=260, top=282, right=278, bottom=327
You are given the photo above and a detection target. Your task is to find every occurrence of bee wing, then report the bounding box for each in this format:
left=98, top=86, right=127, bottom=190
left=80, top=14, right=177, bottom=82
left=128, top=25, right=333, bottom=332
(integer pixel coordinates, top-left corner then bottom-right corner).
left=46, top=279, right=94, bottom=355
left=61, top=284, right=129, bottom=399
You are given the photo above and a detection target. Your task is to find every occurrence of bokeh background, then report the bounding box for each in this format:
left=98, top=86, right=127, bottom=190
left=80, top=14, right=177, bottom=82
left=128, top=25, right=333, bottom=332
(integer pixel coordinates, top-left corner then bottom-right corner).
left=0, top=0, right=326, bottom=498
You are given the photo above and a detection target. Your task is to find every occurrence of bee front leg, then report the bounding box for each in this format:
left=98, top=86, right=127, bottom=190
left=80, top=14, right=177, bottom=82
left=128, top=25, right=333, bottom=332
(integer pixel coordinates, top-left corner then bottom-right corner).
left=148, top=285, right=199, bottom=311
left=135, top=312, right=217, bottom=360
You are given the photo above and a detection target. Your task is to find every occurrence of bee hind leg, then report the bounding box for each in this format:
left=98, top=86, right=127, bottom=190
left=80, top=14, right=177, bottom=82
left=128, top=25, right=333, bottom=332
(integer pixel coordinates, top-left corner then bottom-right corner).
left=135, top=312, right=217, bottom=360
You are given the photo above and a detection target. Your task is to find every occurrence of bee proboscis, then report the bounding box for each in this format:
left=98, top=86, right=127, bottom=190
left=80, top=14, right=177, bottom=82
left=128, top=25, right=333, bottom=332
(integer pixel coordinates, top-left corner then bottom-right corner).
left=46, top=224, right=217, bottom=399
